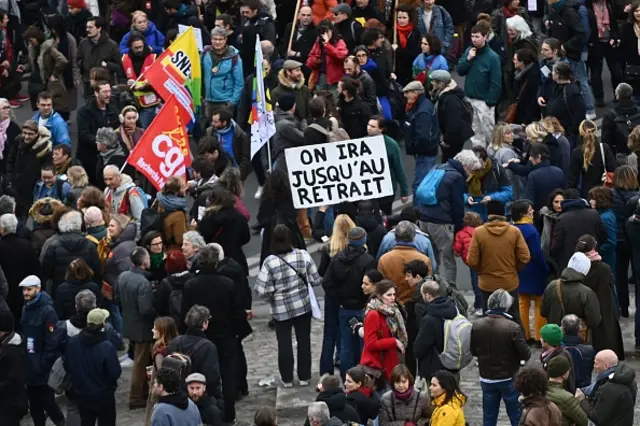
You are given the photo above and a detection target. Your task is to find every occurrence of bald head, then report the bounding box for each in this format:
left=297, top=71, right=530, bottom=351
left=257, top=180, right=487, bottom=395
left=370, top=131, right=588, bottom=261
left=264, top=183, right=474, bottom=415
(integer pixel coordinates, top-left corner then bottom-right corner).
left=594, top=349, right=618, bottom=374
left=299, top=6, right=313, bottom=26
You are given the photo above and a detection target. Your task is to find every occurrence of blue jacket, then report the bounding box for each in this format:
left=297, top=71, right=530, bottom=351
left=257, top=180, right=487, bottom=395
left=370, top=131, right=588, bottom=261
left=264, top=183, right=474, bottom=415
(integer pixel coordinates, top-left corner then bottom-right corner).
left=598, top=209, right=616, bottom=267
left=21, top=291, right=59, bottom=386
left=412, top=53, right=449, bottom=77
left=151, top=394, right=202, bottom=426
left=32, top=111, right=71, bottom=146
left=120, top=22, right=165, bottom=54
left=404, top=94, right=440, bottom=157
left=202, top=45, right=244, bottom=105
left=64, top=327, right=121, bottom=398
left=377, top=228, right=438, bottom=272
left=418, top=159, right=466, bottom=232
left=33, top=178, right=71, bottom=204
left=514, top=223, right=549, bottom=295
left=417, top=5, right=453, bottom=52
left=525, top=161, right=565, bottom=212
left=464, top=161, right=512, bottom=220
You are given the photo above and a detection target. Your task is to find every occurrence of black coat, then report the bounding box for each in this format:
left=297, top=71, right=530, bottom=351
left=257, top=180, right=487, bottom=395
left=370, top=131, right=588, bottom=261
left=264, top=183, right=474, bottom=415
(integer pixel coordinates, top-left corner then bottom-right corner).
left=54, top=279, right=102, bottom=320
left=547, top=0, right=587, bottom=61
left=335, top=19, right=364, bottom=53
left=42, top=232, right=101, bottom=296
left=0, top=234, right=41, bottom=330
left=346, top=390, right=380, bottom=424
left=21, top=291, right=58, bottom=386
left=199, top=207, right=251, bottom=275
left=257, top=198, right=305, bottom=265
left=181, top=266, right=246, bottom=342
left=356, top=214, right=387, bottom=258
left=6, top=135, right=52, bottom=215
left=280, top=22, right=318, bottom=63
left=314, top=388, right=361, bottom=425
left=551, top=199, right=608, bottom=269
left=324, top=246, right=377, bottom=310
left=414, top=296, right=458, bottom=380
left=601, top=99, right=640, bottom=155
left=217, top=257, right=252, bottom=339
left=513, top=63, right=541, bottom=125
left=579, top=362, right=637, bottom=426
left=0, top=121, right=20, bottom=176
left=338, top=96, right=371, bottom=140
left=394, top=29, right=422, bottom=86
left=303, top=118, right=333, bottom=145
left=437, top=85, right=475, bottom=161
left=0, top=331, right=28, bottom=418
left=154, top=271, right=193, bottom=324
left=195, top=394, right=224, bottom=426
left=545, top=82, right=587, bottom=136
left=567, top=142, right=616, bottom=199
left=612, top=189, right=639, bottom=243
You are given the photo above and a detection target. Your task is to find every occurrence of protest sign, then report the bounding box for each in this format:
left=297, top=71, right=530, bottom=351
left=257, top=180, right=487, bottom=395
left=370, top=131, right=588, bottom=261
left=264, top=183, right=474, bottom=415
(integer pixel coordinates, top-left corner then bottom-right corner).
left=285, top=136, right=393, bottom=209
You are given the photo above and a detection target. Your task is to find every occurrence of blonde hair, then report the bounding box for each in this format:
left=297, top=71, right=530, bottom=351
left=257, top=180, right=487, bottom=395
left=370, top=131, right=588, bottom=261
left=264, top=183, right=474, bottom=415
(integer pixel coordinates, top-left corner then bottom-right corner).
left=628, top=126, right=640, bottom=153
left=490, top=122, right=513, bottom=152
left=542, top=116, right=565, bottom=135
left=67, top=166, right=89, bottom=188
left=131, top=10, right=147, bottom=24
left=110, top=213, right=130, bottom=231
left=525, top=122, right=547, bottom=143
left=579, top=119, right=598, bottom=170
left=329, top=214, right=356, bottom=257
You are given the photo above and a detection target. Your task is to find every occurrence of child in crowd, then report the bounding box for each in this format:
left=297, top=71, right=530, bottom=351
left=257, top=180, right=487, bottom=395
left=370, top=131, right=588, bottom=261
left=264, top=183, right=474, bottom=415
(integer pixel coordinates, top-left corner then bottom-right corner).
left=453, top=211, right=483, bottom=315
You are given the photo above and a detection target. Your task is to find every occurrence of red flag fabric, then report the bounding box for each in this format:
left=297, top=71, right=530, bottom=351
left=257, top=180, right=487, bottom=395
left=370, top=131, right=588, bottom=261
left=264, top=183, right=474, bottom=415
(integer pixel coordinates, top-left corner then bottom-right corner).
left=127, top=96, right=191, bottom=190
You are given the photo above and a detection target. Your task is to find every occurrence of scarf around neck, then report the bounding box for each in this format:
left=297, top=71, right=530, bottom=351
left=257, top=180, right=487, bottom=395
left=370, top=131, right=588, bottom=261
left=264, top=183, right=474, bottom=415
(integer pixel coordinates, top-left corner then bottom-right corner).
left=467, top=158, right=493, bottom=197
left=366, top=297, right=408, bottom=347
left=503, top=6, right=517, bottom=18
left=584, top=249, right=602, bottom=262
left=0, top=117, right=9, bottom=159
left=593, top=0, right=610, bottom=39
left=514, top=216, right=533, bottom=225
left=157, top=192, right=187, bottom=212
left=397, top=23, right=414, bottom=49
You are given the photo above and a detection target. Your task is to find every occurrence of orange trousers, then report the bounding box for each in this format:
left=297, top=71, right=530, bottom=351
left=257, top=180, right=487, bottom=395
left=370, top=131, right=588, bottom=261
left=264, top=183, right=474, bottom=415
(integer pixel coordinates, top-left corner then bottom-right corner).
left=519, top=294, right=546, bottom=341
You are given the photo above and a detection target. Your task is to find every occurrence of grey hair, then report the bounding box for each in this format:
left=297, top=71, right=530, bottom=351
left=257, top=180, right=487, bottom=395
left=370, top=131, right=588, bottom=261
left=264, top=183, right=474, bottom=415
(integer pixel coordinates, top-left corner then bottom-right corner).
left=615, top=82, right=633, bottom=101
left=207, top=242, right=225, bottom=259
left=130, top=247, right=149, bottom=267
left=454, top=149, right=482, bottom=171
left=561, top=314, right=581, bottom=336
left=0, top=195, right=16, bottom=215
left=96, top=127, right=119, bottom=149
left=198, top=245, right=221, bottom=268
left=103, top=164, right=121, bottom=177
left=0, top=213, right=18, bottom=234
left=487, top=289, right=513, bottom=311
left=261, top=40, right=275, bottom=58
left=183, top=231, right=206, bottom=249
left=420, top=280, right=440, bottom=298
left=185, top=305, right=210, bottom=328
left=75, top=289, right=97, bottom=313
left=58, top=210, right=83, bottom=233
left=394, top=220, right=416, bottom=243
left=0, top=98, right=15, bottom=121
left=307, top=402, right=330, bottom=423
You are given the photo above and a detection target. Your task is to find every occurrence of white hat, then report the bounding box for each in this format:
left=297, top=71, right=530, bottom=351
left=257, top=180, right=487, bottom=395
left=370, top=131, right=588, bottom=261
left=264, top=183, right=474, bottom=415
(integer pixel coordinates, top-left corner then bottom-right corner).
left=18, top=275, right=41, bottom=288
left=567, top=252, right=591, bottom=276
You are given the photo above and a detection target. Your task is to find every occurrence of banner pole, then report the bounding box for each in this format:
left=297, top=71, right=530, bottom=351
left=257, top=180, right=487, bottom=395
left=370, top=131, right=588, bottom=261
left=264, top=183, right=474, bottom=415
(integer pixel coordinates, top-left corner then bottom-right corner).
left=287, top=0, right=303, bottom=57
left=267, top=137, right=272, bottom=173
left=392, top=9, right=398, bottom=72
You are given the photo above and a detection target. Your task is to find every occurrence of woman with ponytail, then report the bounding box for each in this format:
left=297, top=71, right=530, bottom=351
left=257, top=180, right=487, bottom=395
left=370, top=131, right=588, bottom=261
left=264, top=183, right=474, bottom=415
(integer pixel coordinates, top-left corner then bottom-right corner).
left=567, top=120, right=616, bottom=199
left=575, top=235, right=624, bottom=358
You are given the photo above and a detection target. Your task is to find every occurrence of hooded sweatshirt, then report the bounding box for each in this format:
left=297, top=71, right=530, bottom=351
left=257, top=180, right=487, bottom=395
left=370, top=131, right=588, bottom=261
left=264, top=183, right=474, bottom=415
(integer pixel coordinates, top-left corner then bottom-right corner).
left=151, top=392, right=202, bottom=426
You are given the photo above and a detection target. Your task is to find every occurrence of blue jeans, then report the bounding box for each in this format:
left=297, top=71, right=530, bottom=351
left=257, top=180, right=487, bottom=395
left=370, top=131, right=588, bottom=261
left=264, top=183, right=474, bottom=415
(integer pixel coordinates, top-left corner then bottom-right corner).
left=412, top=155, right=437, bottom=200
left=568, top=58, right=595, bottom=113
left=108, top=302, right=124, bottom=340
left=323, top=207, right=335, bottom=235
left=338, top=308, right=364, bottom=379
left=481, top=379, right=521, bottom=426
left=138, top=106, right=157, bottom=128
left=319, top=296, right=341, bottom=375
left=470, top=268, right=482, bottom=310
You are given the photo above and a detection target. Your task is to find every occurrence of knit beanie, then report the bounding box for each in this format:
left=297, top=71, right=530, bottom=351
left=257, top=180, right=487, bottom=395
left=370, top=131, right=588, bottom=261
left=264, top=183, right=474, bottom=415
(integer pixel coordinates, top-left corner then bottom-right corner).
left=277, top=93, right=296, bottom=112
left=0, top=310, right=14, bottom=332
left=567, top=252, right=591, bottom=276
left=547, top=356, right=571, bottom=378
left=540, top=324, right=563, bottom=347
left=84, top=206, right=105, bottom=227
left=348, top=227, right=367, bottom=247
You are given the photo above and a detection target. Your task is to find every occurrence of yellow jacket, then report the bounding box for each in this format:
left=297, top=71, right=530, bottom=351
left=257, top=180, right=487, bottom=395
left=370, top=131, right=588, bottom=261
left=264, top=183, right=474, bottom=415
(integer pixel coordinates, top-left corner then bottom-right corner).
left=430, top=392, right=466, bottom=426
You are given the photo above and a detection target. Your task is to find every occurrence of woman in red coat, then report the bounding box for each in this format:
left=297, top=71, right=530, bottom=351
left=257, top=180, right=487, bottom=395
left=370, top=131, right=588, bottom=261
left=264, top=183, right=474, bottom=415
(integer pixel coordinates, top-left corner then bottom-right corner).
left=360, top=280, right=408, bottom=383
left=306, top=20, right=348, bottom=95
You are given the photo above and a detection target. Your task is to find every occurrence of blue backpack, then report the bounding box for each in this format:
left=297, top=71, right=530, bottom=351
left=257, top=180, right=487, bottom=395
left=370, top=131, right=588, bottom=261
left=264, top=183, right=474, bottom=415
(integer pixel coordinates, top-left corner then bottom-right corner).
left=416, top=167, right=445, bottom=206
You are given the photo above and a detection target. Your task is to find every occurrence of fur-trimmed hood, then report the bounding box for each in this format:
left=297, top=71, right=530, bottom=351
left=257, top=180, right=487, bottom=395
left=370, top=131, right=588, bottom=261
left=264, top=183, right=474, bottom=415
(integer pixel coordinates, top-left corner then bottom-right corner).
left=29, top=197, right=64, bottom=224
left=277, top=69, right=305, bottom=90
left=22, top=126, right=52, bottom=158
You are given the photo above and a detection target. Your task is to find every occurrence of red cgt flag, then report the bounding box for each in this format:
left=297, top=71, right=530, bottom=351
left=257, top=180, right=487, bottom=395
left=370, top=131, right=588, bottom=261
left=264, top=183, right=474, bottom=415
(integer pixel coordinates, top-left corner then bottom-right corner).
left=127, top=96, right=191, bottom=191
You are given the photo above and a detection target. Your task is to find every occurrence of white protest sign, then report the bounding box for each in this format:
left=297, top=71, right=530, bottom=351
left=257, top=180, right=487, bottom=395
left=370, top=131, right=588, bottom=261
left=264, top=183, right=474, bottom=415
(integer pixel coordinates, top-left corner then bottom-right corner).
left=285, top=136, right=394, bottom=209
left=178, top=24, right=203, bottom=52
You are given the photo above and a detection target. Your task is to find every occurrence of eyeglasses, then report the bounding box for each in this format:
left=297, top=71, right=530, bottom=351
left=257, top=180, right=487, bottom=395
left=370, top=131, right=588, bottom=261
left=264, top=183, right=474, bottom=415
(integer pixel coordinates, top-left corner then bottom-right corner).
left=355, top=53, right=367, bottom=58
left=150, top=241, right=163, bottom=246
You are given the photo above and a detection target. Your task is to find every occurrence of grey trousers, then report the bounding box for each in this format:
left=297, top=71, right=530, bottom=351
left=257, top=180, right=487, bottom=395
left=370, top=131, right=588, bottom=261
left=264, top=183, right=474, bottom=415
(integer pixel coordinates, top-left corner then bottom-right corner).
left=420, top=221, right=456, bottom=283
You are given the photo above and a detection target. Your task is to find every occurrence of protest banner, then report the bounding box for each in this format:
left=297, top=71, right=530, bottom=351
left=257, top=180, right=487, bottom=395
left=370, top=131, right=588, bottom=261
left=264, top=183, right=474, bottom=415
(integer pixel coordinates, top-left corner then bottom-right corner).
left=127, top=96, right=191, bottom=190
left=285, top=136, right=393, bottom=209
left=178, top=24, right=204, bottom=52
left=250, top=35, right=275, bottom=161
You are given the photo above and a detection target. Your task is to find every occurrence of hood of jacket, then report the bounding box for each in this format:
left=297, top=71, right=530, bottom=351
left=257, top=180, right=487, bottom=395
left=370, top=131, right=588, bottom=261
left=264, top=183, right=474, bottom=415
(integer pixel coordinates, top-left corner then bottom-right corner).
left=2, top=331, right=22, bottom=346
left=166, top=270, right=192, bottom=291
left=317, top=387, right=349, bottom=411
left=336, top=245, right=368, bottom=266
left=425, top=296, right=458, bottom=319
left=143, top=21, right=160, bottom=37
left=609, top=362, right=637, bottom=387
left=277, top=69, right=305, bottom=90
left=78, top=326, right=108, bottom=347
left=560, top=198, right=589, bottom=212
left=447, top=158, right=468, bottom=179
left=438, top=81, right=463, bottom=100
left=274, top=107, right=296, bottom=124
left=58, top=231, right=89, bottom=253
left=68, top=311, right=88, bottom=333
left=483, top=216, right=510, bottom=236
left=112, top=222, right=137, bottom=247
left=560, top=267, right=586, bottom=284
left=614, top=99, right=639, bottom=116
left=356, top=213, right=381, bottom=233
left=114, top=173, right=136, bottom=196
left=158, top=392, right=190, bottom=410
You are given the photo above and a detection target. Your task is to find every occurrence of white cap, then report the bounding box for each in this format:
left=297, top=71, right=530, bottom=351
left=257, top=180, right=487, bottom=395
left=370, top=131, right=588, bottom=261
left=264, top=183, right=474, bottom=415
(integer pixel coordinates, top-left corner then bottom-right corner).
left=567, top=252, right=591, bottom=276
left=18, top=275, right=41, bottom=288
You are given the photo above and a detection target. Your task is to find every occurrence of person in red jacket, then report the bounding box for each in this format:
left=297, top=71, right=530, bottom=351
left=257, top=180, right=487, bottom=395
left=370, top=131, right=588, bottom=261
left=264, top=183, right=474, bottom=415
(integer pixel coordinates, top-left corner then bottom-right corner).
left=306, top=20, right=348, bottom=95
left=453, top=211, right=483, bottom=315
left=360, top=280, right=407, bottom=384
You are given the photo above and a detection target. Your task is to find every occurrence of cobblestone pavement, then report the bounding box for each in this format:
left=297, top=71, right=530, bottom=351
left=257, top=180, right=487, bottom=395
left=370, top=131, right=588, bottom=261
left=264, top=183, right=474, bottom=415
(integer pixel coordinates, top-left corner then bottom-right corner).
left=21, top=293, right=640, bottom=425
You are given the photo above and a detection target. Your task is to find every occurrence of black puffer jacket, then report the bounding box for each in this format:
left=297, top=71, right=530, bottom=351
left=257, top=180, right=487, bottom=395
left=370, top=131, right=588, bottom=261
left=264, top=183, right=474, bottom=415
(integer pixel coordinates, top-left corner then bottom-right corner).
left=199, top=207, right=251, bottom=275
left=346, top=389, right=381, bottom=424
left=154, top=271, right=193, bottom=323
left=42, top=232, right=101, bottom=296
left=54, top=279, right=102, bottom=320
left=580, top=362, right=637, bottom=426
left=314, top=388, right=360, bottom=425
left=414, top=296, right=457, bottom=380
left=546, top=0, right=587, bottom=60
left=217, top=257, right=252, bottom=340
left=338, top=96, right=372, bottom=140
left=601, top=99, right=640, bottom=155
left=612, top=189, right=639, bottom=243
left=0, top=332, right=29, bottom=418
left=324, top=246, right=377, bottom=310
left=545, top=82, right=587, bottom=136
left=437, top=84, right=475, bottom=161
left=470, top=312, right=531, bottom=380
left=356, top=214, right=388, bottom=258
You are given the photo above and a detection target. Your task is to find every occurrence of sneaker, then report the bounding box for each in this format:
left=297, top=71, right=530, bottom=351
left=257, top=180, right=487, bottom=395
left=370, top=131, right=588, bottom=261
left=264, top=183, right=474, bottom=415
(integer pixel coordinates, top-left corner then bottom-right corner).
left=254, top=186, right=263, bottom=199
left=474, top=309, right=483, bottom=317
left=299, top=380, right=309, bottom=386
left=281, top=381, right=293, bottom=388
left=586, top=111, right=597, bottom=120
left=120, top=358, right=134, bottom=368
left=8, top=99, right=21, bottom=108
left=14, top=93, right=29, bottom=102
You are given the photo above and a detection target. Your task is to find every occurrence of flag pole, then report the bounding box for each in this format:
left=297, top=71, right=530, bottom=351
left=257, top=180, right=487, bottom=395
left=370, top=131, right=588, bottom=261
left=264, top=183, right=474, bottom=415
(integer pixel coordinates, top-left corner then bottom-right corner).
left=286, top=0, right=303, bottom=57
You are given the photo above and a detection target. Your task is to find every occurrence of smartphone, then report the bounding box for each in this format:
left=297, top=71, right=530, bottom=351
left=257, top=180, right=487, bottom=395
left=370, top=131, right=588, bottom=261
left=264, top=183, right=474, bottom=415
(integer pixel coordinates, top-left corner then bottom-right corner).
left=348, top=318, right=360, bottom=328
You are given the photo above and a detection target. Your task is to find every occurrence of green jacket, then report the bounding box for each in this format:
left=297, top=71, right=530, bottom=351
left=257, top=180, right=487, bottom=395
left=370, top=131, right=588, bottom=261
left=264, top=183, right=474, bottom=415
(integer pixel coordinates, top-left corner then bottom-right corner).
left=384, top=135, right=409, bottom=197
left=546, top=381, right=588, bottom=426
left=456, top=44, right=502, bottom=106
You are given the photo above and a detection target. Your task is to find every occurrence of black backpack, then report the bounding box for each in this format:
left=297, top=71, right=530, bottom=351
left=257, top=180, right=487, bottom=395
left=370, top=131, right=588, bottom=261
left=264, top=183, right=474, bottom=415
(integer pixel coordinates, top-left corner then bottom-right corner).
left=613, top=110, right=640, bottom=152
left=168, top=288, right=183, bottom=324
left=162, top=336, right=208, bottom=383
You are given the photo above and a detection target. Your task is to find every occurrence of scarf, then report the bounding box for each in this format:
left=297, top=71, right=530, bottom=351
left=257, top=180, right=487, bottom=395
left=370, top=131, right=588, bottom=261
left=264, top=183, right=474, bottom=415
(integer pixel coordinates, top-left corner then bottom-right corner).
left=392, top=387, right=414, bottom=401
left=119, top=125, right=138, bottom=151
left=0, top=117, right=8, bottom=159
left=365, top=297, right=408, bottom=347
left=397, top=23, right=414, bottom=49
left=156, top=192, right=187, bottom=212
left=54, top=156, right=72, bottom=175
left=584, top=366, right=616, bottom=396
left=593, top=0, right=610, bottom=39
left=150, top=252, right=165, bottom=270
left=466, top=158, right=492, bottom=197
left=100, top=142, right=125, bottom=164
left=584, top=249, right=602, bottom=262
left=503, top=6, right=517, bottom=18
left=514, top=216, right=533, bottom=225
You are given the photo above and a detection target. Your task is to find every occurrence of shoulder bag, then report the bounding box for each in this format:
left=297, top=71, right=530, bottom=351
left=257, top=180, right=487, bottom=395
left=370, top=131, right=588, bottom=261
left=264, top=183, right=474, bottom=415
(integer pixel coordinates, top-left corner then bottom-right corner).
left=555, top=281, right=589, bottom=342
left=598, top=143, right=614, bottom=187
left=505, top=80, right=527, bottom=124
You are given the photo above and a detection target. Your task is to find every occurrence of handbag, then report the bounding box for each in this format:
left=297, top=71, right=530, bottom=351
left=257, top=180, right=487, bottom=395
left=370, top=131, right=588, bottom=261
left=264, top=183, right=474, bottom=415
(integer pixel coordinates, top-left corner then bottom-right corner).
left=504, top=80, right=527, bottom=124
left=555, top=281, right=589, bottom=342
left=598, top=143, right=614, bottom=187
left=48, top=356, right=71, bottom=393
left=625, top=64, right=640, bottom=80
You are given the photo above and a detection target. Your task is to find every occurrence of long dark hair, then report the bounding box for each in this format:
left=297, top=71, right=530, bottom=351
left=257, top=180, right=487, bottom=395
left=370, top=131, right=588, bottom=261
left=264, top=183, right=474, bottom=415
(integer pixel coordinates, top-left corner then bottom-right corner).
left=433, top=370, right=466, bottom=405
left=261, top=170, right=292, bottom=205
left=317, top=19, right=341, bottom=44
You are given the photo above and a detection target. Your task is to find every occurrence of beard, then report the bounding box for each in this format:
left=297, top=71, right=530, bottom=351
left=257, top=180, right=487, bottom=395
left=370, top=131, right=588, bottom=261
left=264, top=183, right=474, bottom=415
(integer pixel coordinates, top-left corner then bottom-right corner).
left=189, top=393, right=203, bottom=402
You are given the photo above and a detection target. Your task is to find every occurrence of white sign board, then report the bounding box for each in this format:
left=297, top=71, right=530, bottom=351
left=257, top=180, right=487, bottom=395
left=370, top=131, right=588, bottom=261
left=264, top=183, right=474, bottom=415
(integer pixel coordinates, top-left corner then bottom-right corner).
left=178, top=25, right=203, bottom=52
left=285, top=135, right=393, bottom=209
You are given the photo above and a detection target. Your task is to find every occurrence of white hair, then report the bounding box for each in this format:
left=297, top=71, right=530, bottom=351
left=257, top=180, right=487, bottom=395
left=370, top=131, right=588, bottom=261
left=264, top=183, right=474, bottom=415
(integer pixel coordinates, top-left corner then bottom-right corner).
left=506, top=15, right=533, bottom=39
left=103, top=164, right=121, bottom=176
left=454, top=149, right=482, bottom=171
left=0, top=98, right=15, bottom=121
left=183, top=231, right=206, bottom=249
left=308, top=402, right=330, bottom=423
left=0, top=213, right=18, bottom=234
left=58, top=211, right=83, bottom=233
left=207, top=242, right=225, bottom=259
left=487, top=289, right=514, bottom=311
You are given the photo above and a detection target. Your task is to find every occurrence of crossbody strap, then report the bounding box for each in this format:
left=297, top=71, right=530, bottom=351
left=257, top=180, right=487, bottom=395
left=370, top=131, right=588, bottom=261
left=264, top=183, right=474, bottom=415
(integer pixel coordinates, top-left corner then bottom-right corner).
left=276, top=254, right=308, bottom=286
left=599, top=143, right=608, bottom=173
